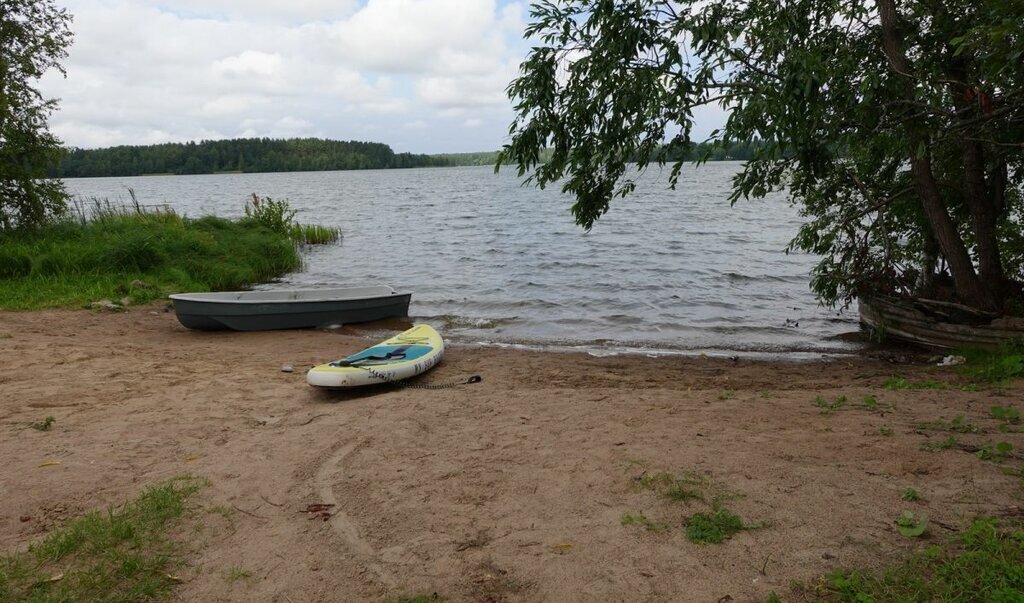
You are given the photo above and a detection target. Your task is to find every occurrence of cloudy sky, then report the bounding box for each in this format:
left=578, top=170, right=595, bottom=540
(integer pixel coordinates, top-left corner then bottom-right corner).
left=40, top=0, right=725, bottom=154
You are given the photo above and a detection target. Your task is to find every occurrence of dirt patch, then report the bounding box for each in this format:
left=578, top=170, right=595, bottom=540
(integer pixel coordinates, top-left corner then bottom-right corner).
left=1, top=307, right=1022, bottom=601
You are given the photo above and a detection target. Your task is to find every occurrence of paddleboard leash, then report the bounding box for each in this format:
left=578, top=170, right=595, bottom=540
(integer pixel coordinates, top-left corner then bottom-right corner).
left=353, top=363, right=482, bottom=389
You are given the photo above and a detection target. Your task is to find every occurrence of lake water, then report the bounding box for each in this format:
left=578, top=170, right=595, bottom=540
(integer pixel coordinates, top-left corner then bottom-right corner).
left=63, top=163, right=863, bottom=357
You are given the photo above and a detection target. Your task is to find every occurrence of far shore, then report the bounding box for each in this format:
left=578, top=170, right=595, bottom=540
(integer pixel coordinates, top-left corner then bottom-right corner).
left=2, top=306, right=1022, bottom=601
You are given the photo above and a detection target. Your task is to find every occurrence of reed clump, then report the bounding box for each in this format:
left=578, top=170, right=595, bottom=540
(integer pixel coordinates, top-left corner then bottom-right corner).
left=243, top=193, right=341, bottom=245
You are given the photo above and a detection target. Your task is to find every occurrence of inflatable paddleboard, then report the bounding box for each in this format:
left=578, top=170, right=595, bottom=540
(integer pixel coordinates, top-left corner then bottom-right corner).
left=306, top=324, right=443, bottom=388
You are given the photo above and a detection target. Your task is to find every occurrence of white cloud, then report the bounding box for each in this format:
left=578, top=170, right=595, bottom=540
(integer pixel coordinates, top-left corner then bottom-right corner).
left=35, top=1, right=557, bottom=152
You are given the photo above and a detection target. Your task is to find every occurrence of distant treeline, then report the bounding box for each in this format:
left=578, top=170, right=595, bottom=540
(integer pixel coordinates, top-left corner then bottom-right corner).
left=49, top=138, right=452, bottom=178
left=49, top=138, right=764, bottom=178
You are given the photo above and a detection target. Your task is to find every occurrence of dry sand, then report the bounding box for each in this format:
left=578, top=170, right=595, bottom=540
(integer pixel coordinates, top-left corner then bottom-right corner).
left=1, top=307, right=1022, bottom=602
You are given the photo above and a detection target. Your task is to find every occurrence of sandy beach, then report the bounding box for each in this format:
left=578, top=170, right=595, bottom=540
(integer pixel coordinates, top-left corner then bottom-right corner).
left=1, top=307, right=1022, bottom=602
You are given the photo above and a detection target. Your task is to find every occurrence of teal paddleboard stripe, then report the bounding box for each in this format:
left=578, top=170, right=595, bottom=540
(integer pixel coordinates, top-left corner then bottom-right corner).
left=334, top=344, right=433, bottom=366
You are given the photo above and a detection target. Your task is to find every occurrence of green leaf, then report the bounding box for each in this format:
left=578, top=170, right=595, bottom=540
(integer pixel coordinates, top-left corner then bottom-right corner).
left=896, top=510, right=929, bottom=537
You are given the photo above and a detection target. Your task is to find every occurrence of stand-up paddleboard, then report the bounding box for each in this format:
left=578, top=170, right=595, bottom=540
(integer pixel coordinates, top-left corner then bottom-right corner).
left=307, top=324, right=443, bottom=388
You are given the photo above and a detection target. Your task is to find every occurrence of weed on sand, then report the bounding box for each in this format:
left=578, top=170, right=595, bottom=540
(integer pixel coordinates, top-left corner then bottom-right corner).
left=0, top=476, right=202, bottom=602
left=621, top=512, right=668, bottom=532
left=803, top=518, right=1024, bottom=602
left=686, top=509, right=749, bottom=544
left=883, top=376, right=946, bottom=390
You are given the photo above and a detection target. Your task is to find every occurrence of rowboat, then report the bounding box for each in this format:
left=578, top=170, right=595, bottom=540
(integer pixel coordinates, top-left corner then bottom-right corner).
left=859, top=295, right=1024, bottom=350
left=169, top=285, right=411, bottom=331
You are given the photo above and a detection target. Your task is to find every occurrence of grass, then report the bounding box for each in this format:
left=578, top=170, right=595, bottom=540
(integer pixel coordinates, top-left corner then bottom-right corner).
left=815, top=395, right=848, bottom=416
left=920, top=435, right=959, bottom=451
left=883, top=376, right=946, bottom=390
left=976, top=441, right=1015, bottom=462
left=809, top=518, right=1024, bottom=602
left=224, top=566, right=253, bottom=583
left=0, top=476, right=202, bottom=602
left=957, top=343, right=1024, bottom=384
left=621, top=511, right=668, bottom=531
left=634, top=471, right=711, bottom=504
left=29, top=416, right=55, bottom=431
left=0, top=212, right=300, bottom=309
left=915, top=415, right=980, bottom=433
left=901, top=488, right=924, bottom=502
left=0, top=194, right=341, bottom=310
left=686, top=509, right=747, bottom=544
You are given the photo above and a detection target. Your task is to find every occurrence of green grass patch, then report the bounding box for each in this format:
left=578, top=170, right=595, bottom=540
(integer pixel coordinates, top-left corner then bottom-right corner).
left=0, top=212, right=303, bottom=309
left=811, top=518, right=1024, bottom=602
left=686, top=509, right=747, bottom=544
left=957, top=343, right=1024, bottom=384
left=0, top=476, right=202, bottom=602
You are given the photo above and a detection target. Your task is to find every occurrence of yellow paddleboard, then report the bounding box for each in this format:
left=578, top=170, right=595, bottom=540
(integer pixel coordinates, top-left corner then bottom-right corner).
left=306, top=324, right=443, bottom=388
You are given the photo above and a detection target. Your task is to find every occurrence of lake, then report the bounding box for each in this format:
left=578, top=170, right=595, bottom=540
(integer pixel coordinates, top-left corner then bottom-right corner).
left=63, top=162, right=863, bottom=357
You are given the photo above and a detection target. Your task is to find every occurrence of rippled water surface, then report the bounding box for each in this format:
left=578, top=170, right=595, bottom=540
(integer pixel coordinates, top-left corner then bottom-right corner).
left=64, top=163, right=862, bottom=355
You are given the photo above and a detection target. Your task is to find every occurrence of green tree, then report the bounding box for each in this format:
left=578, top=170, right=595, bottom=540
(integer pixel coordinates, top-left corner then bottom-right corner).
left=500, top=0, right=1024, bottom=313
left=0, top=0, right=73, bottom=230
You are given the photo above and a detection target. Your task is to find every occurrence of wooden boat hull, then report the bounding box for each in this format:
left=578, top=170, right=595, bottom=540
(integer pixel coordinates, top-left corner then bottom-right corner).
left=859, top=295, right=1024, bottom=350
left=169, top=286, right=411, bottom=331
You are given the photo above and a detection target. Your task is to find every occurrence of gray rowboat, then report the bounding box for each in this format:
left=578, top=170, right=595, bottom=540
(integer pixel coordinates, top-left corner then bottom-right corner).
left=169, top=286, right=411, bottom=331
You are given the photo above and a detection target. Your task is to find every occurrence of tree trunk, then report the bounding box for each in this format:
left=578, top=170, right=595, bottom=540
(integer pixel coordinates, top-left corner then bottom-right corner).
left=877, top=0, right=998, bottom=311
left=961, top=139, right=1004, bottom=305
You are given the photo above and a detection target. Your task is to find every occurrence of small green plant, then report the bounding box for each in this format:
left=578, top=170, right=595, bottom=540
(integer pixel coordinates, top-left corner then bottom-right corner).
left=718, top=389, right=737, bottom=400
left=883, top=376, right=945, bottom=390
left=879, top=426, right=894, bottom=436
left=243, top=193, right=297, bottom=235
left=991, top=405, right=1021, bottom=424
left=621, top=511, right=667, bottom=531
left=29, top=415, right=56, bottom=431
left=634, top=470, right=710, bottom=503
left=862, top=395, right=879, bottom=410
left=895, top=510, right=929, bottom=537
left=976, top=441, right=1015, bottom=462
left=224, top=566, right=254, bottom=582
left=765, top=592, right=782, bottom=603
left=686, top=509, right=746, bottom=544
left=901, top=488, right=924, bottom=502
left=916, top=415, right=980, bottom=433
left=815, top=395, right=848, bottom=415
left=920, top=435, right=959, bottom=451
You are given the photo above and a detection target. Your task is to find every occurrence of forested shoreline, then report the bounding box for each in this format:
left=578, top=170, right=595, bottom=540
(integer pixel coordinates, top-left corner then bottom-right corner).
left=49, top=138, right=762, bottom=178
left=48, top=138, right=451, bottom=178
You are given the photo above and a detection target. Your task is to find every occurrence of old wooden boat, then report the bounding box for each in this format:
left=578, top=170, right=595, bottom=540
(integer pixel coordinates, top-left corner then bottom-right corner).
left=859, top=295, right=1024, bottom=350
left=169, top=285, right=411, bottom=331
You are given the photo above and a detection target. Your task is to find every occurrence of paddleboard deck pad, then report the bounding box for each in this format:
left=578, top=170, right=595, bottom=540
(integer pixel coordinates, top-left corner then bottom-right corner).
left=306, top=324, right=443, bottom=388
